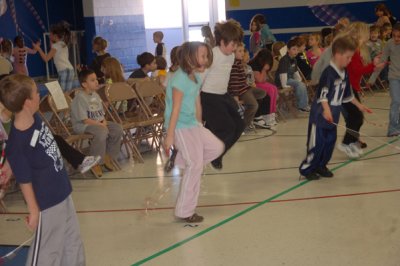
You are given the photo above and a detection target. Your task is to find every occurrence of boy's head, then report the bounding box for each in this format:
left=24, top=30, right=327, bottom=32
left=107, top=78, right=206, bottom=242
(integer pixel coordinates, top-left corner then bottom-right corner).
left=0, top=39, right=13, bottom=56
left=155, top=56, right=167, bottom=70
left=92, top=36, right=108, bottom=52
left=287, top=39, right=299, bottom=58
left=294, top=36, right=307, bottom=52
left=0, top=74, right=39, bottom=113
left=392, top=23, right=400, bottom=45
left=234, top=43, right=245, bottom=61
left=79, top=69, right=98, bottom=92
left=370, top=25, right=380, bottom=41
left=214, top=19, right=243, bottom=55
left=137, top=52, right=157, bottom=72
left=381, top=23, right=392, bottom=38
left=153, top=31, right=164, bottom=44
left=331, top=36, right=358, bottom=69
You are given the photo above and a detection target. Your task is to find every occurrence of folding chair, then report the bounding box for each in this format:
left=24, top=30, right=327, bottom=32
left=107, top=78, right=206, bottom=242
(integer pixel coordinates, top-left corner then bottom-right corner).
left=105, top=82, right=160, bottom=162
left=132, top=79, right=165, bottom=152
left=297, top=66, right=317, bottom=103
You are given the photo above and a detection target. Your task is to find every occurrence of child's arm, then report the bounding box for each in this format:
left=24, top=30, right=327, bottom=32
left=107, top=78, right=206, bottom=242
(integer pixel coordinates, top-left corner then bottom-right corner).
left=164, top=88, right=183, bottom=153
left=195, top=94, right=202, bottom=123
left=20, top=183, right=40, bottom=231
left=321, top=101, right=333, bottom=123
left=33, top=42, right=56, bottom=62
left=253, top=69, right=267, bottom=83
left=26, top=46, right=38, bottom=55
left=350, top=98, right=372, bottom=113
left=83, top=118, right=107, bottom=127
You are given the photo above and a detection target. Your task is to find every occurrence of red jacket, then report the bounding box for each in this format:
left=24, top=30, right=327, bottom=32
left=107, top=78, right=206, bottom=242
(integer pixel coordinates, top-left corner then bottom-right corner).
left=347, top=50, right=374, bottom=92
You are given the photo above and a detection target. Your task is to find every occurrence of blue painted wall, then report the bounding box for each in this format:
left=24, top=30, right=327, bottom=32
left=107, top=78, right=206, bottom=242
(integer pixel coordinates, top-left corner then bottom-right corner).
left=84, top=15, right=146, bottom=71
left=0, top=0, right=84, bottom=77
left=226, top=0, right=400, bottom=45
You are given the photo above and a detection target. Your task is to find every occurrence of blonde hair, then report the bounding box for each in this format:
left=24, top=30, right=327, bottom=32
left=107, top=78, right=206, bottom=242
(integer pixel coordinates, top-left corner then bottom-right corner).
left=178, top=41, right=213, bottom=75
left=335, top=21, right=371, bottom=63
left=309, top=32, right=322, bottom=46
left=101, top=57, right=125, bottom=83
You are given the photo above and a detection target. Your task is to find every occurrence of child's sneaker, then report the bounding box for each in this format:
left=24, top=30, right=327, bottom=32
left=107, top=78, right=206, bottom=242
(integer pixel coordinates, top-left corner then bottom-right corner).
left=316, top=166, right=334, bottom=178
left=182, top=213, right=204, bottom=223
left=350, top=142, right=363, bottom=156
left=78, top=156, right=101, bottom=174
left=305, top=172, right=320, bottom=180
left=253, top=116, right=270, bottom=128
left=337, top=143, right=360, bottom=159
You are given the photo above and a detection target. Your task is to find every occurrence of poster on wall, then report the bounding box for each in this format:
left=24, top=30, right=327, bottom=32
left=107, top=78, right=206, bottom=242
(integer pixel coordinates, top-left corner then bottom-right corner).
left=0, top=0, right=7, bottom=16
left=229, top=0, right=240, bottom=8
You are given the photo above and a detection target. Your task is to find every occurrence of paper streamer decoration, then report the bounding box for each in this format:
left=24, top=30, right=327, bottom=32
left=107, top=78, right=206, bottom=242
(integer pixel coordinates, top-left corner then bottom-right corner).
left=0, top=0, right=7, bottom=17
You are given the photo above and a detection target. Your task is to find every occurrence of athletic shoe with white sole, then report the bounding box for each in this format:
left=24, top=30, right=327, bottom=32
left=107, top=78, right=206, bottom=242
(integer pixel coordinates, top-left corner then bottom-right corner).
left=253, top=116, right=270, bottom=128
left=78, top=156, right=102, bottom=174
left=337, top=143, right=360, bottom=159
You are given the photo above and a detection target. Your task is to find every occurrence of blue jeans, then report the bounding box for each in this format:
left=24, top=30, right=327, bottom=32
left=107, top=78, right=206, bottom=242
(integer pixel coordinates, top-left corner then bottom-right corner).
left=287, top=79, right=308, bottom=109
left=388, top=79, right=400, bottom=135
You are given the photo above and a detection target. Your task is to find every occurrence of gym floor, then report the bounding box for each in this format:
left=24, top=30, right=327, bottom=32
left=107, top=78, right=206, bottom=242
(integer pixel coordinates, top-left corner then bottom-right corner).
left=1, top=90, right=399, bottom=266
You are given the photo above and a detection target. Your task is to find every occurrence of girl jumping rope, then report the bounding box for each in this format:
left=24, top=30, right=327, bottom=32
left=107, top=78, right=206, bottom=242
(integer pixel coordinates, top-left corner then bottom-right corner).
left=164, top=42, right=224, bottom=223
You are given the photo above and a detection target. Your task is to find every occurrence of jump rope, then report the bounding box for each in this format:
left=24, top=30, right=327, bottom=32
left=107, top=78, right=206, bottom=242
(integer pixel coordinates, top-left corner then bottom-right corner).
left=0, top=235, right=34, bottom=265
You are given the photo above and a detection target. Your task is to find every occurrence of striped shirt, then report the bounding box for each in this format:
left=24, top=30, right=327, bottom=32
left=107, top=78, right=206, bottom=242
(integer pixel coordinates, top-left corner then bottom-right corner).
left=228, top=59, right=251, bottom=96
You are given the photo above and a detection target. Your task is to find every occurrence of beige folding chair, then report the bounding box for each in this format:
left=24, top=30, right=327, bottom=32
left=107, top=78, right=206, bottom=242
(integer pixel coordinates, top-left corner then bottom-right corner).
left=105, top=82, right=161, bottom=162
left=132, top=79, right=165, bottom=152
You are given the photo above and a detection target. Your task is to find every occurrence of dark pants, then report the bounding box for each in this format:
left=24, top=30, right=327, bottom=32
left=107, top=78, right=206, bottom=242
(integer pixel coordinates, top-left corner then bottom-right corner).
left=299, top=123, right=337, bottom=176
left=54, top=134, right=85, bottom=169
left=342, top=92, right=363, bottom=145
left=201, top=92, right=245, bottom=163
left=255, top=94, right=271, bottom=117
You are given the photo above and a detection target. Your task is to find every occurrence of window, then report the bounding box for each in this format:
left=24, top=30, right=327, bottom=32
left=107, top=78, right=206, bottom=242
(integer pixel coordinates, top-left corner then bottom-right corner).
left=143, top=0, right=182, bottom=29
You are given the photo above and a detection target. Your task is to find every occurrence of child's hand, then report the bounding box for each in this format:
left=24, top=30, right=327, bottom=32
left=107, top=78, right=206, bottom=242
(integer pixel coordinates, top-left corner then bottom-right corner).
left=164, top=134, right=174, bottom=156
left=374, top=61, right=387, bottom=71
left=323, top=109, right=333, bottom=123
left=26, top=210, right=40, bottom=231
left=359, top=105, right=372, bottom=114
left=0, top=161, right=12, bottom=185
left=32, top=42, right=41, bottom=51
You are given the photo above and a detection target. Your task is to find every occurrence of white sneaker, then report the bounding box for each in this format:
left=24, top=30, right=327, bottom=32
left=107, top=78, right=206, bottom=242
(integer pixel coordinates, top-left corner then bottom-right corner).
left=350, top=142, right=363, bottom=155
left=337, top=143, right=360, bottom=159
left=253, top=117, right=270, bottom=128
left=78, top=156, right=102, bottom=173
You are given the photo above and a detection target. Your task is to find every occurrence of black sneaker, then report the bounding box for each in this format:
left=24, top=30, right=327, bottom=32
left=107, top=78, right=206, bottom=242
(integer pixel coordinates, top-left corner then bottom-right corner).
left=358, top=140, right=367, bottom=149
left=211, top=159, right=223, bottom=170
left=305, top=172, right=320, bottom=180
left=316, top=166, right=334, bottom=178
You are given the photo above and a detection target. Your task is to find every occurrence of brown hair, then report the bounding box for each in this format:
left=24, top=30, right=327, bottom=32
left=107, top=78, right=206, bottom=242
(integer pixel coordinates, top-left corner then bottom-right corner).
left=0, top=39, right=13, bottom=55
left=50, top=21, right=71, bottom=46
left=272, top=41, right=285, bottom=57
left=250, top=19, right=261, bottom=32
left=169, top=46, right=180, bottom=72
left=214, top=19, right=243, bottom=46
left=153, top=31, right=164, bottom=41
left=251, top=14, right=266, bottom=25
left=155, top=56, right=167, bottom=70
left=201, top=25, right=216, bottom=47
left=0, top=74, right=35, bottom=113
left=178, top=41, right=213, bottom=75
left=375, top=3, right=392, bottom=17
left=294, top=36, right=307, bottom=47
left=332, top=35, right=358, bottom=55
left=287, top=38, right=298, bottom=49
left=370, top=25, right=380, bottom=33
left=101, top=57, right=125, bottom=83
left=93, top=36, right=108, bottom=52
left=78, top=69, right=95, bottom=86
left=393, top=23, right=400, bottom=32
left=137, top=52, right=155, bottom=68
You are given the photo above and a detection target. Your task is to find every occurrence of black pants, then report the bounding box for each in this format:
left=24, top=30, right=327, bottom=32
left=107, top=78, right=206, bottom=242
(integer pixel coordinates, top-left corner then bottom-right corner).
left=342, top=92, right=363, bottom=145
left=255, top=94, right=271, bottom=117
left=54, top=135, right=85, bottom=169
left=201, top=92, right=245, bottom=162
